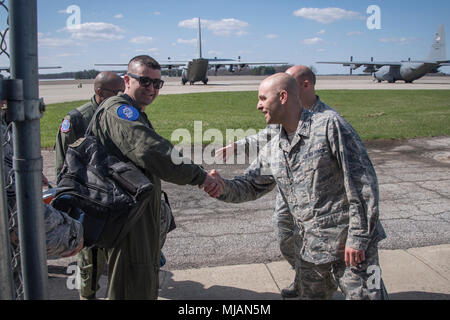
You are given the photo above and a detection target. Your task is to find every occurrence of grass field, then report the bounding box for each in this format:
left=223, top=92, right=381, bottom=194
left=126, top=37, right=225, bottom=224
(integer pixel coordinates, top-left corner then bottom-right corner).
left=41, top=90, right=450, bottom=148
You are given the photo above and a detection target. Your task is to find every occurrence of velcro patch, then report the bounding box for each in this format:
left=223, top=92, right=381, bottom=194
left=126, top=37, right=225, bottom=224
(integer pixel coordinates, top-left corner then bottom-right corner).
left=117, top=105, right=139, bottom=121
left=60, top=119, right=71, bottom=133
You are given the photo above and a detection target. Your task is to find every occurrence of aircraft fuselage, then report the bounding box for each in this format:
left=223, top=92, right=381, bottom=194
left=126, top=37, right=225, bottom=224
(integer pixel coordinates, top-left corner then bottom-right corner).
left=374, top=62, right=437, bottom=83
left=181, top=58, right=209, bottom=85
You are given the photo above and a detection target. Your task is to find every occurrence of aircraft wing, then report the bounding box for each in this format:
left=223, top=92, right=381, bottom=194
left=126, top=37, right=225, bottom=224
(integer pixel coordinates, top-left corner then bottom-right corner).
left=208, top=61, right=288, bottom=66
left=95, top=62, right=187, bottom=69
left=1, top=66, right=62, bottom=72
left=317, top=61, right=402, bottom=67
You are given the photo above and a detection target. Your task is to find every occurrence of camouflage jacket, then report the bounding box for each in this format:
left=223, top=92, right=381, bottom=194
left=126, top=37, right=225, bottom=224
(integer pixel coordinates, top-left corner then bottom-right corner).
left=219, top=108, right=386, bottom=264
left=233, top=96, right=338, bottom=218
left=235, top=96, right=336, bottom=158
left=2, top=120, right=83, bottom=259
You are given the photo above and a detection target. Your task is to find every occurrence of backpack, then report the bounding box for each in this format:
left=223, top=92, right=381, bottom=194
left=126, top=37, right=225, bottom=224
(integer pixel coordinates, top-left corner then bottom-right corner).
left=51, top=105, right=154, bottom=249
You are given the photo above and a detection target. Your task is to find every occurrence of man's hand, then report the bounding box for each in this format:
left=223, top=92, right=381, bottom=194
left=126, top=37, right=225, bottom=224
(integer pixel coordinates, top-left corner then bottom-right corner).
left=61, top=239, right=84, bottom=258
left=215, top=141, right=236, bottom=162
left=345, top=246, right=366, bottom=267
left=199, top=171, right=224, bottom=198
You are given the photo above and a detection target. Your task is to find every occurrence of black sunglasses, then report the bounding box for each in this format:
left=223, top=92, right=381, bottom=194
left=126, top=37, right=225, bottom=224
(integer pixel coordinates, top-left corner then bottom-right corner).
left=127, top=73, right=164, bottom=89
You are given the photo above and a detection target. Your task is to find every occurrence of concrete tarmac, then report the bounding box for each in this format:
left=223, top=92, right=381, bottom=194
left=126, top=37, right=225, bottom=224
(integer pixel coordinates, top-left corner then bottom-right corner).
left=43, top=136, right=450, bottom=300
left=39, top=75, right=450, bottom=104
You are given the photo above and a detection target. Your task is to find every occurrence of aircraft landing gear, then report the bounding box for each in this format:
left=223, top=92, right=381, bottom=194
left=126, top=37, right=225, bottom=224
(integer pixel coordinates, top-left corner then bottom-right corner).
left=182, top=78, right=187, bottom=85
left=202, top=78, right=208, bottom=85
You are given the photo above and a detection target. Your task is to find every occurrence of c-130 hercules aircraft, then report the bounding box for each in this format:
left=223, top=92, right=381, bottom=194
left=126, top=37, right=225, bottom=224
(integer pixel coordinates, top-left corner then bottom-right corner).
left=317, top=25, right=450, bottom=83
left=96, top=18, right=288, bottom=85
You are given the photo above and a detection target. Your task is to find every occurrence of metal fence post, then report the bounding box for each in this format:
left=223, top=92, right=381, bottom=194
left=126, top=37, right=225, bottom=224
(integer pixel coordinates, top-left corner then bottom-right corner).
left=0, top=82, right=14, bottom=300
left=9, top=0, right=48, bottom=299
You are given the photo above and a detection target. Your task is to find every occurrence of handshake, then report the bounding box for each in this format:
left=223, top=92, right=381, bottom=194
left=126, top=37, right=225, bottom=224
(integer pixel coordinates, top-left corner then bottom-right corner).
left=199, top=142, right=237, bottom=198
left=200, top=169, right=225, bottom=198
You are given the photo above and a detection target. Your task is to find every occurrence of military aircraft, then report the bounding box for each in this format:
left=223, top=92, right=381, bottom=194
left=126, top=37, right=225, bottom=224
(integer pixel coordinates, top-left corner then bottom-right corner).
left=0, top=66, right=62, bottom=73
left=317, top=25, right=450, bottom=83
left=96, top=18, right=288, bottom=85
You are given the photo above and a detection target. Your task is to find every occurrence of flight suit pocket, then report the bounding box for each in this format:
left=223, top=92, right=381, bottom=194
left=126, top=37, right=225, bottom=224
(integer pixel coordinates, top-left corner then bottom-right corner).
left=126, top=263, right=159, bottom=299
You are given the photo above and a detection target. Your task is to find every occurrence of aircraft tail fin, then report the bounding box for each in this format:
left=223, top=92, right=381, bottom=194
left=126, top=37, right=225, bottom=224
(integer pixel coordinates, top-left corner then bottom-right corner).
left=427, top=24, right=446, bottom=61
left=197, top=17, right=203, bottom=59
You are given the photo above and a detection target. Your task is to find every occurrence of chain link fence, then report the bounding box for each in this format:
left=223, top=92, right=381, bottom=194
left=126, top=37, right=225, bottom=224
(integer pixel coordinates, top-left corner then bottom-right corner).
left=0, top=0, right=24, bottom=300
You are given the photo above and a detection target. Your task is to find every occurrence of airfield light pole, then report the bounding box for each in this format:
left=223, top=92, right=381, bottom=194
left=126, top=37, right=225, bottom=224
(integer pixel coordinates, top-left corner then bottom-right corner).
left=9, top=0, right=48, bottom=299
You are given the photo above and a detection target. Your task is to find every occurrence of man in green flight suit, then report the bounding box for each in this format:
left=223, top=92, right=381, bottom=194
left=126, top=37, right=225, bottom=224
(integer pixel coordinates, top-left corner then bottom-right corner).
left=89, top=55, right=221, bottom=300
left=55, top=71, right=125, bottom=300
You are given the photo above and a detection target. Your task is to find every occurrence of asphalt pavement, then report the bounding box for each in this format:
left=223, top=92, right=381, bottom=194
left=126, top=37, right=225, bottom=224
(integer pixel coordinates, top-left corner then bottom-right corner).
left=44, top=136, right=450, bottom=300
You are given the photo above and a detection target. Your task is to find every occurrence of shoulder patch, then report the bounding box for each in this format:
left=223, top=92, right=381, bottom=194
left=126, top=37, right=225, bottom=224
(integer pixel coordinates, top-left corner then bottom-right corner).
left=60, top=119, right=71, bottom=133
left=117, top=105, right=140, bottom=121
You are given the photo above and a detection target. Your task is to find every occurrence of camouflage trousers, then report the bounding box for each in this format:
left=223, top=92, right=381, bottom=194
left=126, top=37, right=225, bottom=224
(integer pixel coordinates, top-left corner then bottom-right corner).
left=295, top=239, right=389, bottom=300
left=272, top=209, right=297, bottom=268
left=77, top=247, right=107, bottom=299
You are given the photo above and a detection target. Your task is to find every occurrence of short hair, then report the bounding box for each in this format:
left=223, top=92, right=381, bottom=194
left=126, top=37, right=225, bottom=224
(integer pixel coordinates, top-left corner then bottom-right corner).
left=128, top=55, right=161, bottom=71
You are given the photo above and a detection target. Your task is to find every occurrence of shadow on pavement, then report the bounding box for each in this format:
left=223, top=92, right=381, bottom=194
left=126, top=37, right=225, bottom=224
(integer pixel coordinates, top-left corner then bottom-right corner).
left=158, top=270, right=281, bottom=300
left=389, top=291, right=450, bottom=300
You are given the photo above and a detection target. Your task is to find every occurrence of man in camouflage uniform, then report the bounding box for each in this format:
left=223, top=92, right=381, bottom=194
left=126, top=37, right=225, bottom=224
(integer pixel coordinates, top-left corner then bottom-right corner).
left=1, top=108, right=83, bottom=293
left=89, top=55, right=221, bottom=299
left=209, top=73, right=388, bottom=299
left=215, top=66, right=339, bottom=298
left=54, top=71, right=125, bottom=300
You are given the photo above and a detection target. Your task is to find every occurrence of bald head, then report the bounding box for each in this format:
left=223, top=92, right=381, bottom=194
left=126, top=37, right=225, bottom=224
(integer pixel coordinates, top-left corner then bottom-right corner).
left=94, top=71, right=125, bottom=103
left=260, top=72, right=300, bottom=101
left=285, top=65, right=317, bottom=109
left=286, top=65, right=316, bottom=86
left=257, top=73, right=302, bottom=127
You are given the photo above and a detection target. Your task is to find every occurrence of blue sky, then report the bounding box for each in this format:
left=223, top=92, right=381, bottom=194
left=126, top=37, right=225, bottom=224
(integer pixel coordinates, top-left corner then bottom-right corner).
left=1, top=0, right=450, bottom=74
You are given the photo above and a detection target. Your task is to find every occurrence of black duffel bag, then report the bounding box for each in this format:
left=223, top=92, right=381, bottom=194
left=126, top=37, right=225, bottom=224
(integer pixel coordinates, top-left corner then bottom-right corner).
left=52, top=106, right=153, bottom=249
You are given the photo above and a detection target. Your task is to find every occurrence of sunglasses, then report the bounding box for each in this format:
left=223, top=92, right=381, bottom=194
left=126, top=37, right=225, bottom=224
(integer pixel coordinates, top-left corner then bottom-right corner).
left=127, top=73, right=164, bottom=89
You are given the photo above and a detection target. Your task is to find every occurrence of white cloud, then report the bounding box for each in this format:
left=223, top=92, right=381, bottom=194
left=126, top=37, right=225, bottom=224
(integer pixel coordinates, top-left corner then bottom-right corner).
left=265, top=34, right=278, bottom=39
left=347, top=31, right=364, bottom=36
left=208, top=50, right=222, bottom=57
left=293, top=7, right=363, bottom=24
left=153, top=12, right=161, bottom=15
left=303, top=37, right=323, bottom=45
left=114, top=14, right=123, bottom=19
left=130, top=36, right=154, bottom=44
left=178, top=18, right=249, bottom=36
left=317, top=29, right=326, bottom=35
left=379, top=37, right=416, bottom=45
left=64, top=22, right=126, bottom=41
left=177, top=38, right=197, bottom=45
left=38, top=33, right=77, bottom=47
left=136, top=48, right=159, bottom=53
left=316, top=48, right=326, bottom=52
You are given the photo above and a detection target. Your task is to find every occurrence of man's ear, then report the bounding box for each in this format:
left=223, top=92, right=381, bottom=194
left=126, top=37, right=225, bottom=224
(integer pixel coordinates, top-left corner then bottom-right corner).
left=279, top=90, right=288, bottom=104
left=303, top=80, right=311, bottom=88
left=123, top=75, right=131, bottom=88
left=94, top=87, right=103, bottom=97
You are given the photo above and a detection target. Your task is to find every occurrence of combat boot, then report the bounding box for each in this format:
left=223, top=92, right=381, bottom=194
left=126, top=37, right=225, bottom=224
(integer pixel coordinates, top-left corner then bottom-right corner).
left=281, top=281, right=298, bottom=298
